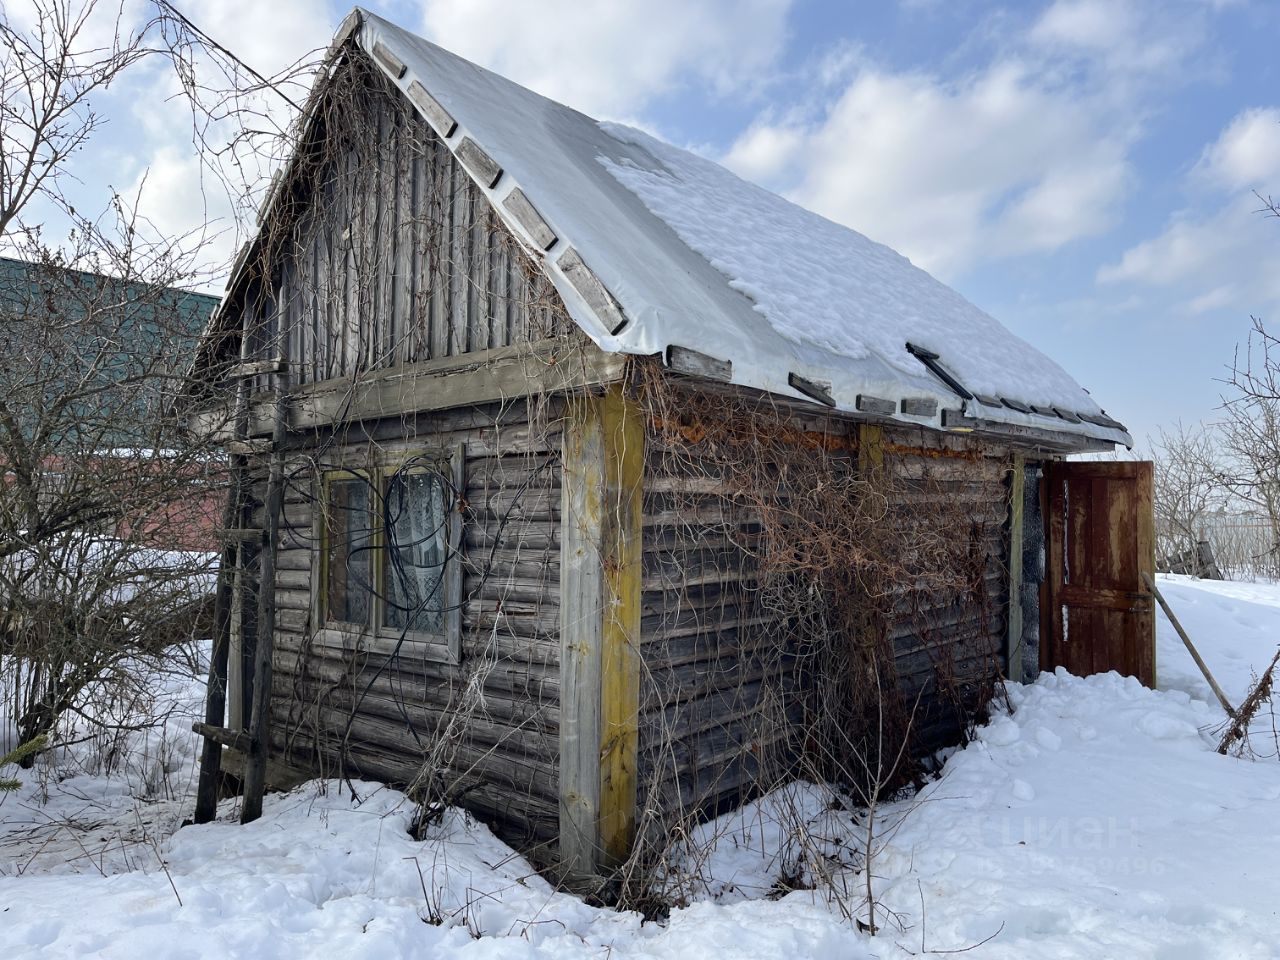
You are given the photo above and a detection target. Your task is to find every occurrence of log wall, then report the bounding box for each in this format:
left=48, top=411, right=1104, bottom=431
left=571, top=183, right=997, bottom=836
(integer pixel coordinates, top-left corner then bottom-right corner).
left=881, top=427, right=1012, bottom=752
left=260, top=400, right=565, bottom=849
left=207, top=50, right=585, bottom=853
left=635, top=434, right=795, bottom=828
left=634, top=415, right=1017, bottom=834
left=206, top=42, right=1029, bottom=867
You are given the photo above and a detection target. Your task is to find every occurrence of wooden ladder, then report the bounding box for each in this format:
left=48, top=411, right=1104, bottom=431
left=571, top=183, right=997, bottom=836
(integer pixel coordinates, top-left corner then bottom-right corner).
left=192, top=328, right=288, bottom=825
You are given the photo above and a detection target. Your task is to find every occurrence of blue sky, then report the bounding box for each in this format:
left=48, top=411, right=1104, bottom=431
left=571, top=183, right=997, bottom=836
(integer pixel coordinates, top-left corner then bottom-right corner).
left=30, top=0, right=1280, bottom=446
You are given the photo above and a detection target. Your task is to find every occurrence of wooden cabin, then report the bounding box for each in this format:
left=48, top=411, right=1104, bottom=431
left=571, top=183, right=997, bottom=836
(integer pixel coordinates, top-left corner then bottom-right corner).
left=185, top=9, right=1153, bottom=882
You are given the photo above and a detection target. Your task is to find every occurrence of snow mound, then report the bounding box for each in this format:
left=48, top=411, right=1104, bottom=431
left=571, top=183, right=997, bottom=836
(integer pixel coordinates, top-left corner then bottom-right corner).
left=877, top=670, right=1280, bottom=956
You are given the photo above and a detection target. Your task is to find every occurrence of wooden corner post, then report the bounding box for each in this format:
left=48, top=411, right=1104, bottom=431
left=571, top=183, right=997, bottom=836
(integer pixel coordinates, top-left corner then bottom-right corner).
left=559, top=383, right=644, bottom=878
left=1006, top=456, right=1026, bottom=683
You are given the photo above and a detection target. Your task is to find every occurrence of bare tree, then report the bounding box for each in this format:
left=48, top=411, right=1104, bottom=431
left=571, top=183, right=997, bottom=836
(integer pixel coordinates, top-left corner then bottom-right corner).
left=1150, top=421, right=1227, bottom=565
left=0, top=1, right=255, bottom=758
left=1185, top=186, right=1280, bottom=578
left=0, top=0, right=162, bottom=238
left=0, top=227, right=225, bottom=752
left=1258, top=190, right=1280, bottom=223
left=1220, top=321, right=1280, bottom=566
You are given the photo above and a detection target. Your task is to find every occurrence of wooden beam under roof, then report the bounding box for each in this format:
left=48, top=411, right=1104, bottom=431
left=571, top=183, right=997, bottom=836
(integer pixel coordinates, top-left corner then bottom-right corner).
left=186, top=339, right=627, bottom=441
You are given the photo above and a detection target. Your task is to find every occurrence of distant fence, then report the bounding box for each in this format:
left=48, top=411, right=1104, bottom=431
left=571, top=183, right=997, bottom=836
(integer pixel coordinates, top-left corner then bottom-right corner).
left=1160, top=516, right=1280, bottom=582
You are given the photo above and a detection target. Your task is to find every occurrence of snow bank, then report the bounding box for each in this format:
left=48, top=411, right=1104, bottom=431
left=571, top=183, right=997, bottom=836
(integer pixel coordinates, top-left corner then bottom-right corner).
left=657, top=781, right=856, bottom=904
left=659, top=668, right=1280, bottom=956
left=0, top=778, right=876, bottom=960
left=4, top=577, right=1280, bottom=958
left=876, top=670, right=1280, bottom=956
left=0, top=649, right=206, bottom=876
left=1155, top=574, right=1280, bottom=721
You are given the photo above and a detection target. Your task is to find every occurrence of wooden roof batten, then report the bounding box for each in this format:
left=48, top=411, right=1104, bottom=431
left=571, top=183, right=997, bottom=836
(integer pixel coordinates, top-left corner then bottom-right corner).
left=900, top=339, right=1129, bottom=448
left=339, top=25, right=959, bottom=432
left=358, top=15, right=632, bottom=346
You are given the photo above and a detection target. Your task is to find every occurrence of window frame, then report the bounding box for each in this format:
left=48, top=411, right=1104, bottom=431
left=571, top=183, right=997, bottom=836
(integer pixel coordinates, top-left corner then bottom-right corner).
left=318, top=466, right=378, bottom=632
left=317, top=443, right=465, bottom=664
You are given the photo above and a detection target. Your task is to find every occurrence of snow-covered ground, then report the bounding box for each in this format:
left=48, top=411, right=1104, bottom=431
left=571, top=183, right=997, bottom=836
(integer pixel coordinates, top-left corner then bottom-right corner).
left=2, top=575, right=1279, bottom=959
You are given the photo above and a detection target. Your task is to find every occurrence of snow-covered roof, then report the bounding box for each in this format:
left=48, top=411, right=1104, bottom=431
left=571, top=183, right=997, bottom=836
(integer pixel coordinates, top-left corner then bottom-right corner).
left=230, top=9, right=1132, bottom=448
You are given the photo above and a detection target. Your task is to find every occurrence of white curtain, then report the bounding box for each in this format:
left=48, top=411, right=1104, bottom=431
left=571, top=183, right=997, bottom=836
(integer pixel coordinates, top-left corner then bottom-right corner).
left=385, top=470, right=448, bottom=632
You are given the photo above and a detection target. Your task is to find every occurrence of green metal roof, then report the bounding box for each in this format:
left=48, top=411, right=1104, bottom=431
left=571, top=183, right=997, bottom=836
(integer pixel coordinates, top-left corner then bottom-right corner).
left=0, top=256, right=222, bottom=447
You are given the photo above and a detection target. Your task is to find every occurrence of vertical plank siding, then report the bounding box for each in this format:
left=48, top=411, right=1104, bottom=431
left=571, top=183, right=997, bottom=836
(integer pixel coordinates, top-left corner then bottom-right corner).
left=1006, top=457, right=1026, bottom=684
left=1040, top=461, right=1156, bottom=686
left=239, top=53, right=568, bottom=392
left=210, top=54, right=578, bottom=847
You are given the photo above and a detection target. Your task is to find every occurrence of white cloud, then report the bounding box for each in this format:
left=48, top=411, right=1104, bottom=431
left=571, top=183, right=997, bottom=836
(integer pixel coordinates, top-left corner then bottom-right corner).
left=1100, top=214, right=1224, bottom=288
left=121, top=145, right=238, bottom=272
left=110, top=0, right=335, bottom=269
left=1028, top=0, right=1198, bottom=79
left=7, top=0, right=337, bottom=278
left=2, top=0, right=152, bottom=50
left=994, top=145, right=1131, bottom=251
left=722, top=60, right=1134, bottom=278
left=176, top=0, right=335, bottom=78
left=1098, top=197, right=1280, bottom=313
left=419, top=0, right=792, bottom=118
left=1195, top=107, right=1280, bottom=190
left=1188, top=284, right=1238, bottom=314
left=722, top=121, right=805, bottom=185
left=1101, top=106, right=1280, bottom=316
left=1031, top=0, right=1123, bottom=49
left=712, top=0, right=1220, bottom=280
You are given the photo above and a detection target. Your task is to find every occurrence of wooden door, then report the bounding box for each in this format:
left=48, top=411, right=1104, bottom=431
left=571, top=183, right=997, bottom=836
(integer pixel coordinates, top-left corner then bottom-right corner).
left=1041, top=461, right=1156, bottom=686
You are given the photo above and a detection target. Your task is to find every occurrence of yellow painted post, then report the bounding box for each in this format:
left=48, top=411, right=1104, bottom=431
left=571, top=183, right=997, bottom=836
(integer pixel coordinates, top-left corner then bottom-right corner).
left=558, top=392, right=605, bottom=879
left=858, top=423, right=884, bottom=473
left=598, top=385, right=644, bottom=867
left=558, top=382, right=644, bottom=877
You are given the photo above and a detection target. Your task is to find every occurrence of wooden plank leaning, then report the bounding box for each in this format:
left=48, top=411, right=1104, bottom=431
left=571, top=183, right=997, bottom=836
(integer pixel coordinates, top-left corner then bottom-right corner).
left=1141, top=571, right=1236, bottom=717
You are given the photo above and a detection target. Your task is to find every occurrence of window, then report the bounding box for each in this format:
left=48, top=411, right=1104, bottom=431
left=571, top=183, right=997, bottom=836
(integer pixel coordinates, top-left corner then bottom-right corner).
left=321, top=446, right=464, bottom=660
left=324, top=474, right=374, bottom=626
left=384, top=466, right=450, bottom=634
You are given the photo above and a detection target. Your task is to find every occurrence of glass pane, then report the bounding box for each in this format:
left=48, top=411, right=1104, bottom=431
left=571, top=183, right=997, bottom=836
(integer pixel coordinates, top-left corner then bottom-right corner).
left=326, top=478, right=374, bottom=625
left=384, top=469, right=449, bottom=634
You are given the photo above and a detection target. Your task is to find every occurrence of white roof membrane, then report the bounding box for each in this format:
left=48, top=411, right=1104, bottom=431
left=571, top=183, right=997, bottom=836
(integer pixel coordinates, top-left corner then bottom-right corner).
left=340, top=11, right=1129, bottom=447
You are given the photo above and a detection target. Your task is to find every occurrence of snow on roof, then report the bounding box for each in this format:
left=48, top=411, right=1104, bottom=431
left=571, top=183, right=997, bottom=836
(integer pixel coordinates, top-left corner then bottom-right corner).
left=320, top=11, right=1130, bottom=447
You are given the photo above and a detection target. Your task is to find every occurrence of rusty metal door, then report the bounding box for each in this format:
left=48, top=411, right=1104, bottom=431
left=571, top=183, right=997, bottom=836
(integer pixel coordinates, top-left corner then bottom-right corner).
left=1041, top=461, right=1156, bottom=686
